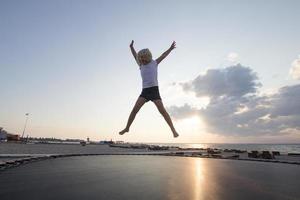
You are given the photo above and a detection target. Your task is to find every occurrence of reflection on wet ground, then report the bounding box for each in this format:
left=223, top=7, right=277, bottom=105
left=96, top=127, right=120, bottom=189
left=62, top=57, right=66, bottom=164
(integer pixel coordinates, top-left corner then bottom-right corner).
left=0, top=156, right=299, bottom=200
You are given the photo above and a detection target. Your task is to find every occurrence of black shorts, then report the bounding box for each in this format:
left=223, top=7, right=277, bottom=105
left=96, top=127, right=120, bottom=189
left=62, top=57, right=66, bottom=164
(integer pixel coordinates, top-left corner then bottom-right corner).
left=139, top=86, right=162, bottom=102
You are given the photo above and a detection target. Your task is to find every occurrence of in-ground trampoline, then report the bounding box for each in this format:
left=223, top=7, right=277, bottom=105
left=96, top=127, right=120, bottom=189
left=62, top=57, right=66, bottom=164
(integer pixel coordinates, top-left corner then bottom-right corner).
left=0, top=155, right=300, bottom=200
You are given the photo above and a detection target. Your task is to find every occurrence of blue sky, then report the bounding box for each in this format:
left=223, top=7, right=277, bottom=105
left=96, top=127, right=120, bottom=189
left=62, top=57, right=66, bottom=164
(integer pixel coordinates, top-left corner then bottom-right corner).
left=1, top=0, right=300, bottom=143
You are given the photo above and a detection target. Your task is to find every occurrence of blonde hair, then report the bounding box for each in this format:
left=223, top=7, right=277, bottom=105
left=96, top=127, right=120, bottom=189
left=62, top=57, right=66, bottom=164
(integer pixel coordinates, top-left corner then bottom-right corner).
left=137, top=48, right=152, bottom=65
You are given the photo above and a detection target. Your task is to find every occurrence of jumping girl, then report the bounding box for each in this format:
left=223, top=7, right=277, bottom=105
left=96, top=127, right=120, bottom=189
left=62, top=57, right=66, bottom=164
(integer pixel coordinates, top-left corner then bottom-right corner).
left=119, top=40, right=179, bottom=138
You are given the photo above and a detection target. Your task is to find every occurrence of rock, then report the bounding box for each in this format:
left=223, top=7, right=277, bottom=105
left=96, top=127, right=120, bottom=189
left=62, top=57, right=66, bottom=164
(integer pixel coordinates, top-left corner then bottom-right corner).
left=207, top=148, right=221, bottom=154
left=211, top=154, right=222, bottom=158
left=234, top=149, right=247, bottom=153
left=148, top=145, right=169, bottom=151
left=231, top=155, right=240, bottom=159
left=248, top=151, right=259, bottom=158
left=191, top=152, right=202, bottom=156
left=272, top=151, right=280, bottom=156
left=262, top=151, right=274, bottom=159
left=288, top=153, right=300, bottom=156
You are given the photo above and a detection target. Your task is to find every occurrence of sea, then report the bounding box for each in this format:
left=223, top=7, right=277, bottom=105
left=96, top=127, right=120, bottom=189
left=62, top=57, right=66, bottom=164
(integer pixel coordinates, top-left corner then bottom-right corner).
left=147, top=143, right=300, bottom=153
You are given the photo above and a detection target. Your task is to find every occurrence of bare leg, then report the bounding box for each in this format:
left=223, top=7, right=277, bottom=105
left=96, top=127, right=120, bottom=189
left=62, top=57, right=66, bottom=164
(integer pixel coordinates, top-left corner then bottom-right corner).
left=119, top=97, right=148, bottom=135
left=153, top=100, right=179, bottom=138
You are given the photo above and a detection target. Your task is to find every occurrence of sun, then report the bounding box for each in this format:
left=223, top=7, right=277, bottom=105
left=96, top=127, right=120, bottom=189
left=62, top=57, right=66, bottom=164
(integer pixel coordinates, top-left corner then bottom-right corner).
left=182, top=116, right=201, bottom=125
left=177, top=116, right=203, bottom=132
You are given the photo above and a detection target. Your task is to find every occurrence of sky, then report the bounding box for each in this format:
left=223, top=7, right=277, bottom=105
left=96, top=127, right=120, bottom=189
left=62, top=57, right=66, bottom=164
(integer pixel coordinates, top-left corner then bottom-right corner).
left=1, top=0, right=300, bottom=143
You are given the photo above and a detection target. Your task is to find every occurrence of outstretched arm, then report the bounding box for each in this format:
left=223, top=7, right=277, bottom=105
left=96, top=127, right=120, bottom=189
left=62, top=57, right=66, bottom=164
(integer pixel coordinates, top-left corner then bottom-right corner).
left=130, top=40, right=140, bottom=65
left=156, top=41, right=176, bottom=65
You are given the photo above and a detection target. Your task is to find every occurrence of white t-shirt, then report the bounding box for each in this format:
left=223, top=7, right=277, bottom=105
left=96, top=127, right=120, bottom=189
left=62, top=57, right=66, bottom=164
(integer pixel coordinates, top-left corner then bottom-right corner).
left=140, top=60, right=158, bottom=88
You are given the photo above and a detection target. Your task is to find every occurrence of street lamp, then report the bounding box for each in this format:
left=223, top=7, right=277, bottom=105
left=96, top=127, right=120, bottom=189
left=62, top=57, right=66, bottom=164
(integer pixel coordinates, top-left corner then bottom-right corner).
left=21, top=113, right=29, bottom=139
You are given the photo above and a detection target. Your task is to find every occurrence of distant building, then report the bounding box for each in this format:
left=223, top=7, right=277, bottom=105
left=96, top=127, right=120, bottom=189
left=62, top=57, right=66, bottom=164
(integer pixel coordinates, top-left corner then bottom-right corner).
left=0, top=128, right=20, bottom=141
left=0, top=127, right=8, bottom=141
left=7, top=134, right=20, bottom=141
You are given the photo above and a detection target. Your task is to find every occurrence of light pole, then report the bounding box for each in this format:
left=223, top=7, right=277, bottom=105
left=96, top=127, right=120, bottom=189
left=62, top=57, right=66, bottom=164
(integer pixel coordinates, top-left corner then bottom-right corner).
left=21, top=113, right=29, bottom=139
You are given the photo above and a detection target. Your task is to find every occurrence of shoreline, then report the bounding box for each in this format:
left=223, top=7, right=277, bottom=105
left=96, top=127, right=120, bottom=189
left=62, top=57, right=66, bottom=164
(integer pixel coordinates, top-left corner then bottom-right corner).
left=1, top=143, right=300, bottom=172
left=1, top=152, right=300, bottom=173
left=1, top=141, right=300, bottom=153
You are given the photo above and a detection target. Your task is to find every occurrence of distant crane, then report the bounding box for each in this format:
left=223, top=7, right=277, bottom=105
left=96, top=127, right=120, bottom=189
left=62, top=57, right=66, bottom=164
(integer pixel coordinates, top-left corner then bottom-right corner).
left=21, top=113, right=29, bottom=139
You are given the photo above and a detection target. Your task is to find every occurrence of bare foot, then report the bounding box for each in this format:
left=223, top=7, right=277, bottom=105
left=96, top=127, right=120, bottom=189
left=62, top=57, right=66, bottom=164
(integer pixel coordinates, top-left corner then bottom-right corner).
left=173, top=131, right=179, bottom=138
left=119, top=128, right=129, bottom=135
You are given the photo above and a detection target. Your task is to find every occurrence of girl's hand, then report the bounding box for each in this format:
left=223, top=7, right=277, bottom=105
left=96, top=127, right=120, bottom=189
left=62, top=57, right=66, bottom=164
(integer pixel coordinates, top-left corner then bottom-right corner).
left=170, top=41, right=176, bottom=50
left=130, top=40, right=134, bottom=47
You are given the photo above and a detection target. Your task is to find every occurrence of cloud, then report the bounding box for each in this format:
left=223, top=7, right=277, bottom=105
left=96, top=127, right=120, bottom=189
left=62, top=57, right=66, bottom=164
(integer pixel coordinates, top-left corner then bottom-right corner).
left=270, top=84, right=300, bottom=117
left=181, top=64, right=261, bottom=98
left=227, top=52, right=239, bottom=63
left=197, top=96, right=273, bottom=136
left=168, top=65, right=300, bottom=136
left=167, top=104, right=198, bottom=120
left=290, top=55, right=300, bottom=80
